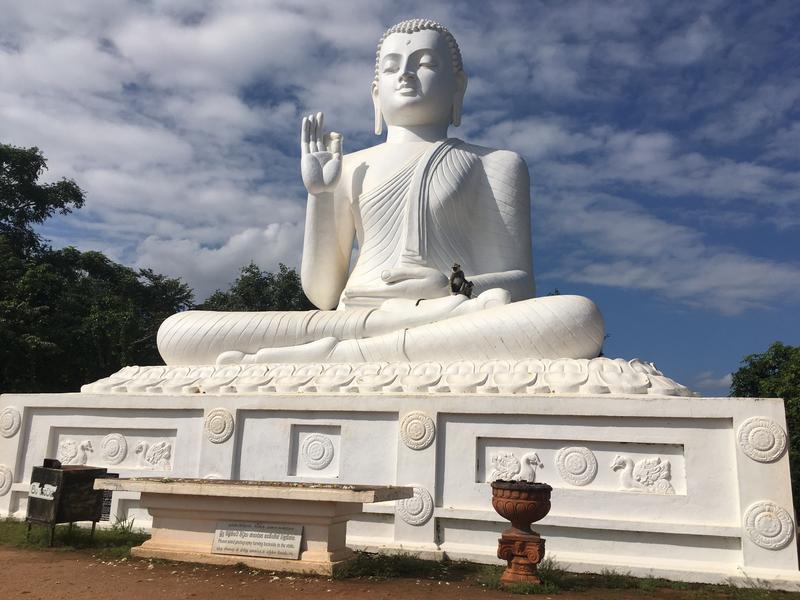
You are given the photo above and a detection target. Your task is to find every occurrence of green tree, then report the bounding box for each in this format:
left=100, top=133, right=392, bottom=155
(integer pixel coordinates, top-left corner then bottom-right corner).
left=0, top=243, right=193, bottom=392
left=0, top=143, right=194, bottom=392
left=730, top=342, right=800, bottom=514
left=0, top=144, right=85, bottom=256
left=200, top=262, right=313, bottom=311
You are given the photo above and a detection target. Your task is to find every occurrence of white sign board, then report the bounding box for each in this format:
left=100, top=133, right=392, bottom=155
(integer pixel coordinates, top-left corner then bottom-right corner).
left=212, top=521, right=303, bottom=560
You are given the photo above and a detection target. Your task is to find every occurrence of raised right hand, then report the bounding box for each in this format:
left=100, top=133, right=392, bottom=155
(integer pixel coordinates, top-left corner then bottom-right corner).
left=301, top=112, right=343, bottom=195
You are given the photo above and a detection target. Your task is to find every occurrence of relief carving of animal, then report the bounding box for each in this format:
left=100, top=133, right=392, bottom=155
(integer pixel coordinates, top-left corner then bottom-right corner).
left=611, top=455, right=674, bottom=494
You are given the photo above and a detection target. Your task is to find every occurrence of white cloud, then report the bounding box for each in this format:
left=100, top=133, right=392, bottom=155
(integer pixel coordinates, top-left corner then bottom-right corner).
left=0, top=0, right=797, bottom=316
left=135, top=223, right=304, bottom=298
left=655, top=15, right=722, bottom=65
left=538, top=194, right=800, bottom=314
left=692, top=371, right=732, bottom=395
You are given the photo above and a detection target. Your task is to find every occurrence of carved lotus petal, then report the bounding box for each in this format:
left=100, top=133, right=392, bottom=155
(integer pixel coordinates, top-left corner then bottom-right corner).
left=150, top=377, right=200, bottom=394
left=597, top=371, right=649, bottom=394
left=312, top=374, right=355, bottom=392
left=628, top=359, right=662, bottom=376
left=270, top=374, right=317, bottom=393
left=479, top=360, right=514, bottom=376
left=542, top=362, right=588, bottom=393
left=81, top=365, right=141, bottom=393
left=225, top=377, right=271, bottom=393
left=441, top=372, right=488, bottom=393
left=355, top=374, right=398, bottom=392
left=646, top=374, right=683, bottom=396
left=494, top=371, right=537, bottom=394
left=400, top=373, right=442, bottom=392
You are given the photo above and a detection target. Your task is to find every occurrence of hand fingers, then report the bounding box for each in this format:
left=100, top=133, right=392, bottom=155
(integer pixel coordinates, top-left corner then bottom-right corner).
left=308, top=113, right=317, bottom=154
left=330, top=132, right=342, bottom=157
left=315, top=112, right=325, bottom=152
left=301, top=117, right=310, bottom=155
left=381, top=267, right=428, bottom=283
left=343, top=285, right=394, bottom=299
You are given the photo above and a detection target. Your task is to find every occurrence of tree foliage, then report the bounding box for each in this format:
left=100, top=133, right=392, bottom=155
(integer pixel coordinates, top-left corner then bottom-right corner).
left=0, top=144, right=85, bottom=256
left=200, top=262, right=313, bottom=312
left=1, top=142, right=311, bottom=393
left=0, top=143, right=193, bottom=392
left=0, top=240, right=193, bottom=392
left=730, top=341, right=800, bottom=514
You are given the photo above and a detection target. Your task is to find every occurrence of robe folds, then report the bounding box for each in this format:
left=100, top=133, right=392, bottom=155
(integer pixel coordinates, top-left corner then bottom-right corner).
left=342, top=138, right=534, bottom=308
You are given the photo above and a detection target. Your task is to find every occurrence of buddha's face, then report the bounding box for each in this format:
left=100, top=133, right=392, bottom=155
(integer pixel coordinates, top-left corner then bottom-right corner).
left=374, top=29, right=464, bottom=128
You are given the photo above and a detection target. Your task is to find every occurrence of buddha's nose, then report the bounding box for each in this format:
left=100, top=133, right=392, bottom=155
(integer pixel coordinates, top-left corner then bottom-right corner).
left=399, top=70, right=416, bottom=82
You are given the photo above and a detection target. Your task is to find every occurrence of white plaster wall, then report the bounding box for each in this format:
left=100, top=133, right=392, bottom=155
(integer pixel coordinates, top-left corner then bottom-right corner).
left=0, top=392, right=796, bottom=588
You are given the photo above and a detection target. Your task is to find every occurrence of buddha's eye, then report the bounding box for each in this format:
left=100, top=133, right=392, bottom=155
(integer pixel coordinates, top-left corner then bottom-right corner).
left=418, top=54, right=437, bottom=69
left=382, top=60, right=400, bottom=73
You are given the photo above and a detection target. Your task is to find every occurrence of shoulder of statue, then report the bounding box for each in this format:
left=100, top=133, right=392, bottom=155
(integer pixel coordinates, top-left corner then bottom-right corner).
left=453, top=141, right=530, bottom=182
left=342, top=144, right=376, bottom=167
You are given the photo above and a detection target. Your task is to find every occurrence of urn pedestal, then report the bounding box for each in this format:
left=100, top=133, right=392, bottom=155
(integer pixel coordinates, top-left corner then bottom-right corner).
left=491, top=481, right=552, bottom=585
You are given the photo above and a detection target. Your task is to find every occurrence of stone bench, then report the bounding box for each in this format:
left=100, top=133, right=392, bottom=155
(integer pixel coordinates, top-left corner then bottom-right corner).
left=94, top=477, right=413, bottom=575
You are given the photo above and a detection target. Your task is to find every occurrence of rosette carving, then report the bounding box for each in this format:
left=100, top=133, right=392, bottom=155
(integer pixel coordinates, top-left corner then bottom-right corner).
left=396, top=486, right=434, bottom=526
left=204, top=408, right=234, bottom=444
left=300, top=434, right=335, bottom=470
left=0, top=464, right=12, bottom=496
left=399, top=411, right=436, bottom=450
left=101, top=433, right=128, bottom=465
left=738, top=417, right=787, bottom=463
left=0, top=407, right=21, bottom=438
left=556, top=446, right=597, bottom=486
left=744, top=501, right=794, bottom=550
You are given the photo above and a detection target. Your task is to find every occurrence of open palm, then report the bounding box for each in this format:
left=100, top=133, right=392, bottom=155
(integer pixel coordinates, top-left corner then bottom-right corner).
left=300, top=112, right=343, bottom=195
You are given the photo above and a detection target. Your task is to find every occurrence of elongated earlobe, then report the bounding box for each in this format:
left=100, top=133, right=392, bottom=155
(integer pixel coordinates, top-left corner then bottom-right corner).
left=451, top=71, right=468, bottom=127
left=451, top=100, right=462, bottom=127
left=372, top=83, right=383, bottom=136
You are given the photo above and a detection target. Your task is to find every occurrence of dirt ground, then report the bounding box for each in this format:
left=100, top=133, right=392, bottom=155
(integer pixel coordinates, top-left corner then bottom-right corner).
left=0, top=546, right=793, bottom=600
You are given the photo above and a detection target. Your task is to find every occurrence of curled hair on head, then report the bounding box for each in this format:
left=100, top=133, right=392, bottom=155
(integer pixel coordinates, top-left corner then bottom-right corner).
left=374, top=18, right=463, bottom=83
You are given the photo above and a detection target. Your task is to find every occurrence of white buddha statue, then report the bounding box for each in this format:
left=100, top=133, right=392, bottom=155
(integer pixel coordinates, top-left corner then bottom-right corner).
left=157, top=19, right=605, bottom=366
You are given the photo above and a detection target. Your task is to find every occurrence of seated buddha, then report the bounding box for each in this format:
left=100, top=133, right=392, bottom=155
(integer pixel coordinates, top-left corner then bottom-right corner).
left=157, top=19, right=605, bottom=366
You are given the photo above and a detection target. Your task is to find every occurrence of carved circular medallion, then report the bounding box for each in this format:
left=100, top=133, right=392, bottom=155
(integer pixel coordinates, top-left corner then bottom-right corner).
left=744, top=501, right=794, bottom=550
left=399, top=411, right=436, bottom=450
left=0, top=407, right=21, bottom=438
left=301, top=434, right=335, bottom=470
left=396, top=486, right=433, bottom=526
left=738, top=417, right=787, bottom=463
left=100, top=433, right=128, bottom=465
left=556, top=446, right=598, bottom=486
left=204, top=408, right=234, bottom=444
left=0, top=465, right=12, bottom=496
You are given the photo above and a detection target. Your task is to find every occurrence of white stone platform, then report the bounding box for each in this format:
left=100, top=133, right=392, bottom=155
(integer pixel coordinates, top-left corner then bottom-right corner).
left=1, top=387, right=797, bottom=589
left=94, top=477, right=411, bottom=575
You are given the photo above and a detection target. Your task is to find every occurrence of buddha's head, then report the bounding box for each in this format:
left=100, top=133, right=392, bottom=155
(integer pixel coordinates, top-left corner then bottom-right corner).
left=372, top=19, right=468, bottom=135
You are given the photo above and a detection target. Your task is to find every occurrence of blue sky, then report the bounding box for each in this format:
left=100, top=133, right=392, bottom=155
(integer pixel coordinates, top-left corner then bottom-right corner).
left=1, top=1, right=798, bottom=394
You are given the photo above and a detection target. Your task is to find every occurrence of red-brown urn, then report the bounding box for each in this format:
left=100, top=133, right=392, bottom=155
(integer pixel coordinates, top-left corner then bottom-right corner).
left=491, top=481, right=552, bottom=585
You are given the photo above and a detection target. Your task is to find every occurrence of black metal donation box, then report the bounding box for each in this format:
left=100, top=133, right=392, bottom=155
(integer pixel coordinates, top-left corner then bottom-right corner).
left=26, top=461, right=111, bottom=545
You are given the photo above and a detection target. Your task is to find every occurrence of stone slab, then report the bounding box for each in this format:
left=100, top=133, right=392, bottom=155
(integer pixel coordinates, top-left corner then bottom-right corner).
left=94, top=477, right=412, bottom=503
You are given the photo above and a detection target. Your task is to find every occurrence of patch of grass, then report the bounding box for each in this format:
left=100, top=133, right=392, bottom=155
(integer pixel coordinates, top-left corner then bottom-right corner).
left=476, top=559, right=797, bottom=597
left=716, top=579, right=792, bottom=600
left=0, top=517, right=149, bottom=559
left=333, top=551, right=476, bottom=580
left=476, top=558, right=562, bottom=595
